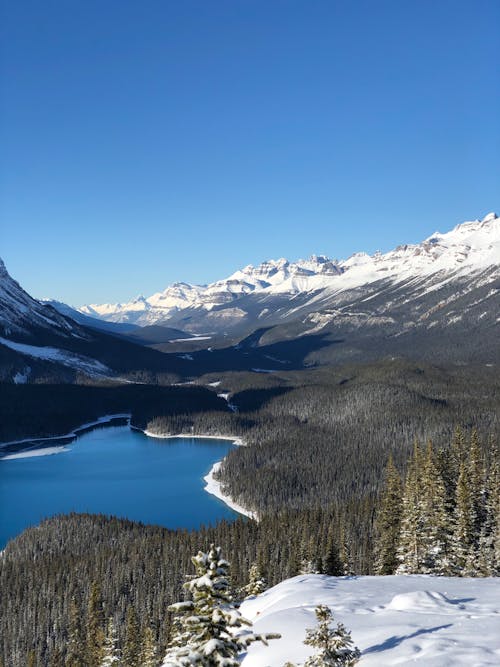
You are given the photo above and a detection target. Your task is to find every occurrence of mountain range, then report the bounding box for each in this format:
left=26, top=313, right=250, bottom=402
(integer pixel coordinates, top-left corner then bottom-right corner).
left=77, top=212, right=500, bottom=336
left=1, top=212, right=499, bottom=382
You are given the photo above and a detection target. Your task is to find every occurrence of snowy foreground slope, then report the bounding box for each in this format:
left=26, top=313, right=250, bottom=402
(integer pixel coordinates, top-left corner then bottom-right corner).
left=236, top=575, right=500, bottom=666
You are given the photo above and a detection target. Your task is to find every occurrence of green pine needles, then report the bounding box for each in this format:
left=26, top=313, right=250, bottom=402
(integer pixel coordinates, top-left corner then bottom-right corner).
left=163, top=544, right=280, bottom=666
left=303, top=605, right=360, bottom=667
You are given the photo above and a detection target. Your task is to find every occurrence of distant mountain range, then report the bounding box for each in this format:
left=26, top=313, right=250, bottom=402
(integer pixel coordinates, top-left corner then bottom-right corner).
left=1, top=212, right=499, bottom=383
left=76, top=212, right=500, bottom=339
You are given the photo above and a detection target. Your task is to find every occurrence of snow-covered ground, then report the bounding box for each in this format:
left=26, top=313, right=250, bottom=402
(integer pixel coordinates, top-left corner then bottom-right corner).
left=0, top=336, right=109, bottom=376
left=239, top=574, right=500, bottom=666
left=204, top=460, right=256, bottom=520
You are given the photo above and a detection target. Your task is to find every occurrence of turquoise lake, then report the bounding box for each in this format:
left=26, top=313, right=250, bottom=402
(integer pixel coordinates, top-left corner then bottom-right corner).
left=0, top=425, right=239, bottom=549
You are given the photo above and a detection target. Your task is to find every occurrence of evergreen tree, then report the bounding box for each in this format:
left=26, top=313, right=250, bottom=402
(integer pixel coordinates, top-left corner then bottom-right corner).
left=477, top=442, right=500, bottom=575
left=452, top=460, right=475, bottom=572
left=373, top=455, right=402, bottom=574
left=420, top=441, right=453, bottom=574
left=339, top=524, right=353, bottom=576
left=303, top=605, right=360, bottom=666
left=122, top=607, right=142, bottom=667
left=86, top=581, right=106, bottom=666
left=163, top=544, right=280, bottom=666
left=323, top=529, right=344, bottom=577
left=243, top=563, right=269, bottom=597
left=66, top=596, right=85, bottom=667
left=100, top=617, right=120, bottom=666
left=468, top=430, right=486, bottom=539
left=396, top=441, right=424, bottom=574
left=140, top=625, right=158, bottom=667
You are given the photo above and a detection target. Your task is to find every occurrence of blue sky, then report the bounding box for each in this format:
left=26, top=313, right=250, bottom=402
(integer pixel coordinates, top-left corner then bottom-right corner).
left=1, top=0, right=499, bottom=305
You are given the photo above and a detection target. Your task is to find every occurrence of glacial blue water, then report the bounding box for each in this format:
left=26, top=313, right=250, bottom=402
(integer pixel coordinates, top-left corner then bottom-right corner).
left=0, top=426, right=239, bottom=549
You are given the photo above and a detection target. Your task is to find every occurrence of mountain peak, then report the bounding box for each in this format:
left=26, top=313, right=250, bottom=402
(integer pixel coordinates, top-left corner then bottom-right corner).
left=77, top=212, right=500, bottom=326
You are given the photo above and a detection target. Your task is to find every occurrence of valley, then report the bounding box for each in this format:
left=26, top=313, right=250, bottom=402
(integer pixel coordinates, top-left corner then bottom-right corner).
left=0, top=212, right=499, bottom=666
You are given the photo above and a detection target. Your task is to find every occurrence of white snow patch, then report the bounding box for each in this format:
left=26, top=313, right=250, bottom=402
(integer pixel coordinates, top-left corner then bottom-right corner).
left=1, top=446, right=70, bottom=460
left=0, top=337, right=109, bottom=376
left=239, top=574, right=500, bottom=666
left=204, top=460, right=257, bottom=520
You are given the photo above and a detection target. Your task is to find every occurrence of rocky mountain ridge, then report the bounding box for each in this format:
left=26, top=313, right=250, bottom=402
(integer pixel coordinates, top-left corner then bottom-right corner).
left=78, top=212, right=500, bottom=329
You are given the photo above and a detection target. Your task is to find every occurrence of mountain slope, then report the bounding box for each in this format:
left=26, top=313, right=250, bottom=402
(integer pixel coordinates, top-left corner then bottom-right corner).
left=0, top=260, right=195, bottom=382
left=77, top=213, right=500, bottom=365
left=79, top=212, right=500, bottom=336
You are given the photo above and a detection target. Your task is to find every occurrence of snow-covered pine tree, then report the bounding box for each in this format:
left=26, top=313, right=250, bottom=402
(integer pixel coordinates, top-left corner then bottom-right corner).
left=420, top=441, right=453, bottom=574
left=242, top=563, right=269, bottom=597
left=373, top=455, right=402, bottom=575
left=477, top=440, right=500, bottom=575
left=163, top=544, right=280, bottom=666
left=396, top=441, right=424, bottom=574
left=339, top=524, right=354, bottom=576
left=468, top=430, right=486, bottom=539
left=303, top=605, right=360, bottom=667
left=452, top=460, right=475, bottom=572
left=100, top=617, right=120, bottom=666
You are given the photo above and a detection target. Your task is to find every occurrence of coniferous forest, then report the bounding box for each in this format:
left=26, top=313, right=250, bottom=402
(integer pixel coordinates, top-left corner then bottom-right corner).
left=1, top=360, right=499, bottom=665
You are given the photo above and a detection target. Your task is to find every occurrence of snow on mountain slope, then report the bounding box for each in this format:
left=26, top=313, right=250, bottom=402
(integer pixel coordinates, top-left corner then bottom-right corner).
left=0, top=337, right=109, bottom=376
left=0, top=258, right=85, bottom=340
left=238, top=574, right=500, bottom=666
left=80, top=213, right=500, bottom=327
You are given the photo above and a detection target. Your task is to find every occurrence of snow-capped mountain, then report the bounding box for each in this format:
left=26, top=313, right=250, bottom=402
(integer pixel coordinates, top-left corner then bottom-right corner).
left=78, top=213, right=500, bottom=340
left=79, top=256, right=343, bottom=325
left=0, top=257, right=89, bottom=342
left=0, top=259, right=195, bottom=382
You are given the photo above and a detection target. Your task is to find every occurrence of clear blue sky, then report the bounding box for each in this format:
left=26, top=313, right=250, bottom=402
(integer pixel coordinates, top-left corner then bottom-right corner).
left=1, top=0, right=499, bottom=305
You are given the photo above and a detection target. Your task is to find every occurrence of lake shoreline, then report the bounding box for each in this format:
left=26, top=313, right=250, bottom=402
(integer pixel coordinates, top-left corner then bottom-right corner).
left=138, top=428, right=257, bottom=521
left=0, top=414, right=131, bottom=457
left=1, top=415, right=257, bottom=524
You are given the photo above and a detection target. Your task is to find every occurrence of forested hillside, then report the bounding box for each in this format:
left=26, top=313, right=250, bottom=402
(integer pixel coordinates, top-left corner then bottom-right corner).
left=149, top=362, right=500, bottom=514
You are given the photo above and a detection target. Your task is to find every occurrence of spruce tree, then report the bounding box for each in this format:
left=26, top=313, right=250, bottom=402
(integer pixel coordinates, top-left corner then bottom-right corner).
left=122, top=607, right=142, bottom=667
left=468, top=430, right=486, bottom=540
left=100, top=617, right=120, bottom=666
left=303, top=605, right=360, bottom=666
left=420, top=441, right=452, bottom=574
left=373, top=455, right=402, bottom=574
left=324, top=529, right=344, bottom=577
left=66, top=596, right=85, bottom=667
left=163, top=544, right=280, bottom=666
left=453, top=460, right=475, bottom=572
left=243, top=563, right=269, bottom=597
left=478, top=442, right=500, bottom=575
left=396, top=441, right=424, bottom=574
left=140, top=626, right=158, bottom=667
left=86, top=581, right=106, bottom=667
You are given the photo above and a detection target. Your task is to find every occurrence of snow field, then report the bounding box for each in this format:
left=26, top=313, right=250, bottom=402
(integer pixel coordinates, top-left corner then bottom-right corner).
left=239, top=574, right=500, bottom=666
